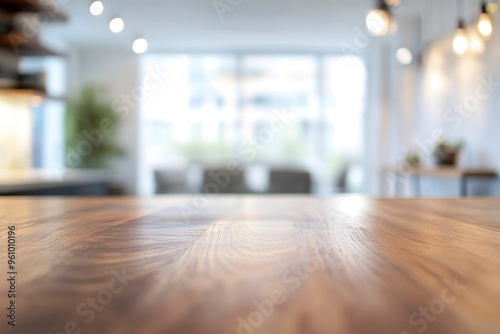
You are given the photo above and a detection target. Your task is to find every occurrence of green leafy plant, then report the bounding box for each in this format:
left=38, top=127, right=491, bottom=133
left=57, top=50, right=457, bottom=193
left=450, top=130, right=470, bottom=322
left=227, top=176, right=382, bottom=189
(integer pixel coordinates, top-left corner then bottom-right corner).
left=65, top=85, right=124, bottom=168
left=404, top=152, right=421, bottom=167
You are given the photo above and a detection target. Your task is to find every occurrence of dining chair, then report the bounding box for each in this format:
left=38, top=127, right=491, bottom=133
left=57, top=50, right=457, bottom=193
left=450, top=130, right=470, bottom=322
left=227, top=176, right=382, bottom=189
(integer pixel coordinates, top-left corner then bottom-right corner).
left=268, top=169, right=312, bottom=194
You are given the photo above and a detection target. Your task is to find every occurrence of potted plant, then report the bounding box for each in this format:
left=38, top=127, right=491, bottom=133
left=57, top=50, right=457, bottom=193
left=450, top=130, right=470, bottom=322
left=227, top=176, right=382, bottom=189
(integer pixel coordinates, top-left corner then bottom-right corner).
left=65, top=85, right=124, bottom=168
left=404, top=152, right=421, bottom=168
left=433, top=139, right=464, bottom=166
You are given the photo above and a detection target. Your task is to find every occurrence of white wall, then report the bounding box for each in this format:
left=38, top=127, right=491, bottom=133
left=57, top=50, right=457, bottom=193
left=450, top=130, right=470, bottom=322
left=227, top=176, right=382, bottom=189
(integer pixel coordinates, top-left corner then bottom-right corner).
left=67, top=46, right=141, bottom=195
left=415, top=39, right=500, bottom=196
left=363, top=42, right=394, bottom=195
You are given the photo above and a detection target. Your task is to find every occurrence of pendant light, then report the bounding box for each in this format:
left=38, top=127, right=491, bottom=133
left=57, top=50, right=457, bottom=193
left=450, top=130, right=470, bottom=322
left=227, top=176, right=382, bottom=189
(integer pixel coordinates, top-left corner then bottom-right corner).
left=453, top=0, right=469, bottom=55
left=469, top=20, right=486, bottom=54
left=478, top=1, right=493, bottom=39
left=396, top=47, right=413, bottom=65
left=453, top=20, right=469, bottom=55
left=109, top=17, right=124, bottom=33
left=89, top=1, right=104, bottom=16
left=366, top=0, right=391, bottom=36
left=486, top=1, right=499, bottom=14
left=132, top=37, right=148, bottom=54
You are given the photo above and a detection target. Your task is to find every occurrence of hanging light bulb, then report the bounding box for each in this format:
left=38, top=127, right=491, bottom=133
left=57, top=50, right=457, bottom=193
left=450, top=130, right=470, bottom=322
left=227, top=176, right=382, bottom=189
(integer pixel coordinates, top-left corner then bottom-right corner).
left=478, top=2, right=493, bottom=39
left=487, top=2, right=499, bottom=14
left=366, top=0, right=391, bottom=36
left=109, top=17, right=124, bottom=33
left=453, top=20, right=469, bottom=55
left=132, top=38, right=148, bottom=54
left=366, top=10, right=390, bottom=36
left=468, top=24, right=485, bottom=54
left=89, top=1, right=104, bottom=16
left=396, top=47, right=413, bottom=65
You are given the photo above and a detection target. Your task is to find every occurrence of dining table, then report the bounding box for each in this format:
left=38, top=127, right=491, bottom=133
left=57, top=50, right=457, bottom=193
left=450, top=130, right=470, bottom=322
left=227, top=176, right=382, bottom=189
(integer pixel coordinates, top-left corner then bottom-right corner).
left=1, top=196, right=500, bottom=334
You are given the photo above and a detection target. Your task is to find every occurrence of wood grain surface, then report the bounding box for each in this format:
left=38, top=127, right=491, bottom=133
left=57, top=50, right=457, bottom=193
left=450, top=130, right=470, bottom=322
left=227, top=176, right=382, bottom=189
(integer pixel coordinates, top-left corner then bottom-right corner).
left=1, top=196, right=500, bottom=334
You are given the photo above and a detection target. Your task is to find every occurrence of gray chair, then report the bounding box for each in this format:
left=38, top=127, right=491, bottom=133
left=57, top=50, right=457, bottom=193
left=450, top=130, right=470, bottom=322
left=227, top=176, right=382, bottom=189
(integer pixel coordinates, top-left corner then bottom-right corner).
left=201, top=168, right=248, bottom=194
left=154, top=169, right=189, bottom=194
left=333, top=164, right=350, bottom=193
left=268, top=169, right=312, bottom=194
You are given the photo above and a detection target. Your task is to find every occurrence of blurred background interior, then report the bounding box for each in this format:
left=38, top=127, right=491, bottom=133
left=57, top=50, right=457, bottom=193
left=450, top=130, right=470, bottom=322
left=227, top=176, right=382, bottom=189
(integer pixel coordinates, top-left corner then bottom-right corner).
left=1, top=0, right=500, bottom=197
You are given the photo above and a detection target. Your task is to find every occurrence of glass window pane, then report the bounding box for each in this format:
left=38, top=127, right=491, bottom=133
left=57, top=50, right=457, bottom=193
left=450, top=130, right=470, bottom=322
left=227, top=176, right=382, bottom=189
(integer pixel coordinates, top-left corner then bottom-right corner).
left=140, top=54, right=367, bottom=195
left=324, top=56, right=367, bottom=191
left=240, top=55, right=319, bottom=163
left=141, top=54, right=237, bottom=166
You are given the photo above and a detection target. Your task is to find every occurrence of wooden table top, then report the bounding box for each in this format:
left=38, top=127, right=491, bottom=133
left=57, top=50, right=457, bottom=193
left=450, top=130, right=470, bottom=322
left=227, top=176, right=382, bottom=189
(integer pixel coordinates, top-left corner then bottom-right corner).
left=1, top=196, right=500, bottom=334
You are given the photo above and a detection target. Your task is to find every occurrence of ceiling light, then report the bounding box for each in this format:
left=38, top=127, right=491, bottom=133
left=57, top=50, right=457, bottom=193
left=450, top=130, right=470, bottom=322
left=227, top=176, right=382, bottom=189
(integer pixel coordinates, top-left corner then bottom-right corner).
left=486, top=2, right=499, bottom=14
left=366, top=0, right=394, bottom=36
left=453, top=21, right=469, bottom=55
left=396, top=48, right=413, bottom=65
left=109, top=17, right=124, bottom=33
left=132, top=38, right=148, bottom=54
left=468, top=26, right=485, bottom=54
left=366, top=9, right=390, bottom=36
left=89, top=1, right=104, bottom=16
left=478, top=2, right=493, bottom=39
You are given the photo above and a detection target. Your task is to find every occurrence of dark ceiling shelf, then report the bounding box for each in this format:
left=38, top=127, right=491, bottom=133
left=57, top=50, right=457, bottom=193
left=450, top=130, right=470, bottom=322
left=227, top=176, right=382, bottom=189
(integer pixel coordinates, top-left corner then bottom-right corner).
left=0, top=33, right=61, bottom=56
left=0, top=0, right=67, bottom=22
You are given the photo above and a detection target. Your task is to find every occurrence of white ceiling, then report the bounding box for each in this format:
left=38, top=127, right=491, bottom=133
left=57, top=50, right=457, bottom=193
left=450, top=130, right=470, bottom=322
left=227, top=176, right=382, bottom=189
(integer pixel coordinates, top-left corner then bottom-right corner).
left=43, top=0, right=379, bottom=51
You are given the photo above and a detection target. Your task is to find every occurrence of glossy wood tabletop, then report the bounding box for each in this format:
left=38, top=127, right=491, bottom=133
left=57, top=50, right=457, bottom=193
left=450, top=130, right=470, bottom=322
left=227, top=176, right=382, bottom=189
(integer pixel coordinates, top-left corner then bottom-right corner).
left=1, top=196, right=500, bottom=334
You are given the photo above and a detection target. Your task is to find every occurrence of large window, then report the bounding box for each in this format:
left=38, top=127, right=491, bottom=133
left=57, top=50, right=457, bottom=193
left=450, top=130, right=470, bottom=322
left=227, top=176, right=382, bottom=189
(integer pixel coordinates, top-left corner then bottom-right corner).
left=140, top=54, right=366, bottom=194
left=240, top=56, right=319, bottom=163
left=142, top=55, right=238, bottom=165
left=23, top=58, right=65, bottom=171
